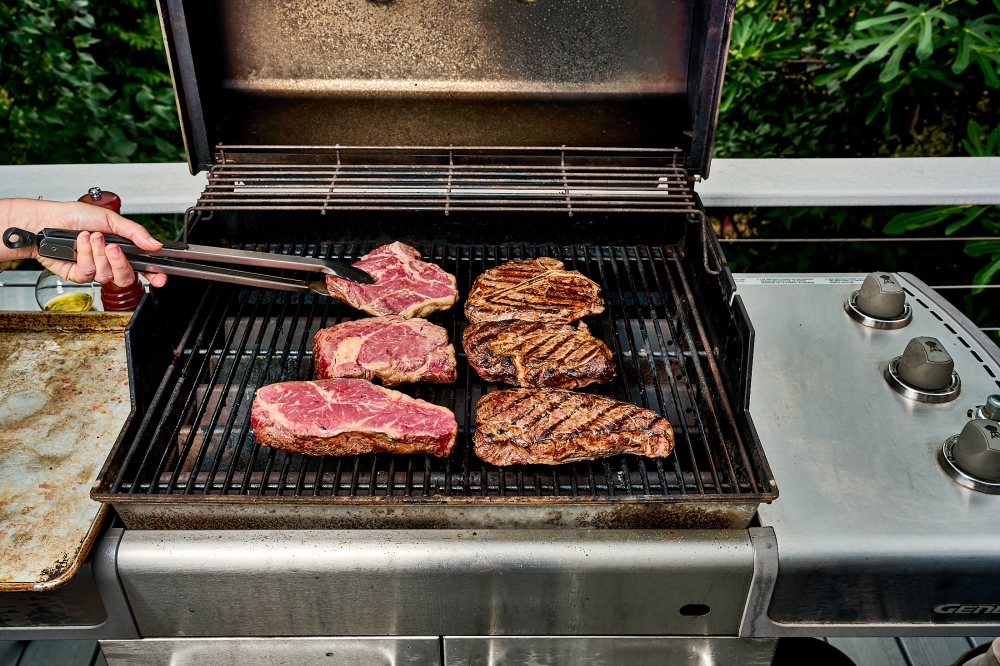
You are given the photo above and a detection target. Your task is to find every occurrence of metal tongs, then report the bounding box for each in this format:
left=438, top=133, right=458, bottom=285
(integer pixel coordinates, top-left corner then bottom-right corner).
left=2, top=228, right=375, bottom=295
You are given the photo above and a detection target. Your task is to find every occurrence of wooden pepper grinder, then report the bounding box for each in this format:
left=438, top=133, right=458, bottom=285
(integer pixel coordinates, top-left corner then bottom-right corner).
left=77, top=187, right=145, bottom=311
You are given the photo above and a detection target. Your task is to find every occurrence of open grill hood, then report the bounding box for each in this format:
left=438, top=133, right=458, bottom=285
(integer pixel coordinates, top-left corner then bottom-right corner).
left=156, top=0, right=735, bottom=177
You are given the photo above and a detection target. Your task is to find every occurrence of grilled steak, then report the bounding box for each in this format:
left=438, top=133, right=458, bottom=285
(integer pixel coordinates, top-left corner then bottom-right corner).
left=473, top=389, right=673, bottom=465
left=326, top=242, right=458, bottom=318
left=464, top=257, right=604, bottom=323
left=314, top=316, right=456, bottom=386
left=463, top=320, right=615, bottom=389
left=251, top=379, right=457, bottom=457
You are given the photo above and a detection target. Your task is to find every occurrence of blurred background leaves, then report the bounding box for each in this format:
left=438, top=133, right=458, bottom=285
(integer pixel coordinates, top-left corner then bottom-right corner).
left=0, top=0, right=184, bottom=164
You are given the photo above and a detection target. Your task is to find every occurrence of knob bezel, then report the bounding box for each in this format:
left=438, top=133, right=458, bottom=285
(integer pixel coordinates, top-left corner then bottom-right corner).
left=939, top=434, right=1000, bottom=494
left=884, top=356, right=961, bottom=403
left=845, top=291, right=912, bottom=329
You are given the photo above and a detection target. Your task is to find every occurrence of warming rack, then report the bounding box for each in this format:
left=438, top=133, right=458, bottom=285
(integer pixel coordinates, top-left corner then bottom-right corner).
left=192, top=145, right=696, bottom=215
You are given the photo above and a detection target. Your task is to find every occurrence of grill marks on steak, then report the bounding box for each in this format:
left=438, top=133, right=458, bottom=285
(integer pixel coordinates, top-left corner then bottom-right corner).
left=326, top=242, right=458, bottom=318
left=314, top=316, right=457, bottom=386
left=473, top=389, right=674, bottom=465
left=464, top=258, right=604, bottom=324
left=251, top=379, right=457, bottom=457
left=463, top=320, right=615, bottom=389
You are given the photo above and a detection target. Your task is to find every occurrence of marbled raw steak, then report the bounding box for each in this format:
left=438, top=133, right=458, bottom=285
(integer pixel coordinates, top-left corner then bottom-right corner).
left=313, top=316, right=456, bottom=386
left=251, top=379, right=457, bottom=457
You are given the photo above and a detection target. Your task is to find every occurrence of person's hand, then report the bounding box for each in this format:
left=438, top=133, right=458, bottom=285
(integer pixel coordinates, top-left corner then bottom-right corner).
left=0, top=198, right=168, bottom=288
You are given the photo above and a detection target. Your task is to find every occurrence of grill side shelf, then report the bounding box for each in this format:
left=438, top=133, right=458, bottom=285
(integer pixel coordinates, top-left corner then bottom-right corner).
left=92, top=241, right=776, bottom=529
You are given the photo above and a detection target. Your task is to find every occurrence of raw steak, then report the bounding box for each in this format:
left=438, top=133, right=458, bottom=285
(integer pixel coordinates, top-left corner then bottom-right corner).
left=326, top=242, right=458, bottom=318
left=465, top=257, right=604, bottom=324
left=251, top=379, right=457, bottom=457
left=473, top=389, right=673, bottom=465
left=313, top=316, right=457, bottom=386
left=463, top=320, right=615, bottom=389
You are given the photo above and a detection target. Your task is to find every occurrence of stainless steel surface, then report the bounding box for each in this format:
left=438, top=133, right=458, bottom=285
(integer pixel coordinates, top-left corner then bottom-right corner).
left=127, top=255, right=331, bottom=296
left=940, top=430, right=1000, bottom=494
left=153, top=0, right=733, bottom=175
left=0, top=528, right=140, bottom=640
left=738, top=272, right=1000, bottom=629
left=115, top=529, right=754, bottom=637
left=444, top=636, right=777, bottom=666
left=885, top=356, right=961, bottom=403
left=96, top=242, right=774, bottom=530
left=193, top=146, right=697, bottom=214
left=741, top=527, right=1000, bottom=638
left=845, top=291, right=912, bottom=330
left=101, top=637, right=441, bottom=666
left=0, top=312, right=132, bottom=591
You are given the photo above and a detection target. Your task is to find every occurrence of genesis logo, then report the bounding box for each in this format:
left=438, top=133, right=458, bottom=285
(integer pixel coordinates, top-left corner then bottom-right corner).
left=934, top=603, right=1000, bottom=615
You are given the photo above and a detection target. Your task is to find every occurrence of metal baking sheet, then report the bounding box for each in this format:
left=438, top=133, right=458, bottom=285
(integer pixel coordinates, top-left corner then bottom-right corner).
left=0, top=312, right=132, bottom=591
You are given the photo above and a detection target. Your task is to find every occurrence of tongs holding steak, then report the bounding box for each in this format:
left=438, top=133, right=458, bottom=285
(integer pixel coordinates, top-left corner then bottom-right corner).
left=314, top=316, right=457, bottom=386
left=463, top=320, right=615, bottom=389
left=326, top=242, right=458, bottom=318
left=251, top=379, right=457, bottom=457
left=465, top=258, right=604, bottom=324
left=473, top=389, right=674, bottom=466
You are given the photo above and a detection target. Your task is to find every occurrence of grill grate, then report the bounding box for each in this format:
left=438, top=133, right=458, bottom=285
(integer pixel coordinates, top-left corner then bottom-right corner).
left=101, top=242, right=774, bottom=506
left=194, top=146, right=696, bottom=215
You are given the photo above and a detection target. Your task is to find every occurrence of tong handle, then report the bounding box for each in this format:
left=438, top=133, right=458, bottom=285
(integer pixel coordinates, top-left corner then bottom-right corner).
left=2, top=227, right=39, bottom=250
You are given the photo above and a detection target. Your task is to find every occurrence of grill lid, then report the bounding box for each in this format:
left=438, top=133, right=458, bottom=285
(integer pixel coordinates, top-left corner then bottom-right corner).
left=157, top=0, right=734, bottom=177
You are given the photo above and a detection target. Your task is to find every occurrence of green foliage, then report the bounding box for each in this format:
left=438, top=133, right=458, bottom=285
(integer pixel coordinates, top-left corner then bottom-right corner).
left=880, top=121, right=1000, bottom=291
left=0, top=0, right=183, bottom=164
left=717, top=0, right=1000, bottom=158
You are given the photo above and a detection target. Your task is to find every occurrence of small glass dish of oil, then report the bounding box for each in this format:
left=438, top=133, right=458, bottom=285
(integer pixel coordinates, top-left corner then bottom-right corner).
left=35, top=270, right=98, bottom=312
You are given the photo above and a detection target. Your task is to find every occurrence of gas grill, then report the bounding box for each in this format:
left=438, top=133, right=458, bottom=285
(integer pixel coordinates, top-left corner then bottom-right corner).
left=92, top=158, right=775, bottom=529
left=4, top=0, right=1000, bottom=663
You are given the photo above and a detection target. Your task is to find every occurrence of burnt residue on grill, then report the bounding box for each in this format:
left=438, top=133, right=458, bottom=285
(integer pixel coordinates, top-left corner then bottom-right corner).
left=0, top=312, right=131, bottom=591
left=93, top=242, right=776, bottom=529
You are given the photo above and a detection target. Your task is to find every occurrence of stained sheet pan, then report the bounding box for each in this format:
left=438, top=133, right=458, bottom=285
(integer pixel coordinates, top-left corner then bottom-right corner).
left=0, top=312, right=132, bottom=591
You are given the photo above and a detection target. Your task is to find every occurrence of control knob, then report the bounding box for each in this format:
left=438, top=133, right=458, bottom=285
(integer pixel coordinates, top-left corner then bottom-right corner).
left=845, top=272, right=912, bottom=329
left=939, top=418, right=1000, bottom=494
left=884, top=336, right=960, bottom=402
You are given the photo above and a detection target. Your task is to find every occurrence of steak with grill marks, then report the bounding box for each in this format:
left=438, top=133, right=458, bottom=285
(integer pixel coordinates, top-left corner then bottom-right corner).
left=473, top=389, right=674, bottom=465
left=326, top=242, right=458, bottom=318
left=464, top=258, right=604, bottom=324
left=314, top=316, right=456, bottom=386
left=463, top=320, right=615, bottom=389
left=251, top=379, right=457, bottom=457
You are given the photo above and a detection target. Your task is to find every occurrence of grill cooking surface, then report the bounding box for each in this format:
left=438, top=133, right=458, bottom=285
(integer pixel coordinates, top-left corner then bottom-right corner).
left=97, top=242, right=774, bottom=519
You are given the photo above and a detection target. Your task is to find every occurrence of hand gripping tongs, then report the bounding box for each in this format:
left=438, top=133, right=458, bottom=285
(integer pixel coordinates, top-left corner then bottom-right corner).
left=2, top=228, right=375, bottom=294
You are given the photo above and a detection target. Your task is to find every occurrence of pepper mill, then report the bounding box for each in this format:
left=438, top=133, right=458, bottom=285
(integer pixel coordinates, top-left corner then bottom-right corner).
left=77, top=187, right=145, bottom=311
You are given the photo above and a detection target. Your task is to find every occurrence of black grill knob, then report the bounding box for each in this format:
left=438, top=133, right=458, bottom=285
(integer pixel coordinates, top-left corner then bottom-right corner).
left=898, top=336, right=954, bottom=390
left=953, top=420, right=1000, bottom=482
left=845, top=272, right=911, bottom=329
left=856, top=272, right=906, bottom=319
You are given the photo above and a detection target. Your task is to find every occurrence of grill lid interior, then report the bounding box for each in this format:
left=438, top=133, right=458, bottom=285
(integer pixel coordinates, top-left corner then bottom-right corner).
left=157, top=0, right=734, bottom=176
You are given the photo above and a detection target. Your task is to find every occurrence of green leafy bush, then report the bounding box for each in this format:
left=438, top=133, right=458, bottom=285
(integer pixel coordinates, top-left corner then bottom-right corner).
left=0, top=0, right=183, bottom=163
left=718, top=0, right=1000, bottom=158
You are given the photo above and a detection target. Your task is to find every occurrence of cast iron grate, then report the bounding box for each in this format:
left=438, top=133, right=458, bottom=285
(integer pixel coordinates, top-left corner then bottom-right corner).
left=101, top=242, right=774, bottom=502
